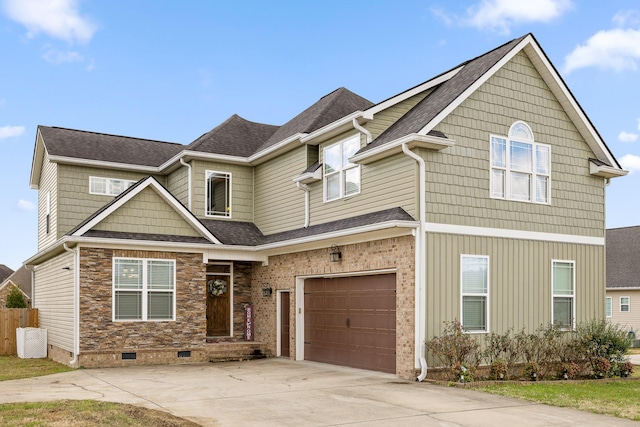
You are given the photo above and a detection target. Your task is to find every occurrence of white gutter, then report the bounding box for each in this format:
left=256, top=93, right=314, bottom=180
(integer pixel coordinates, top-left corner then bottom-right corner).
left=63, top=243, right=79, bottom=366
left=296, top=182, right=310, bottom=228
left=402, top=143, right=428, bottom=381
left=179, top=158, right=192, bottom=210
left=352, top=117, right=372, bottom=144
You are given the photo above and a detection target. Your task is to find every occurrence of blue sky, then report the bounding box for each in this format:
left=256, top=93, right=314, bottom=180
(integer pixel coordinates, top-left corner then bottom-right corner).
left=1, top=0, right=640, bottom=270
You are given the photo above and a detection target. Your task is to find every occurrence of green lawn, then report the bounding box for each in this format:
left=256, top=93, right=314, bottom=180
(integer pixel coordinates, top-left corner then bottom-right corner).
left=0, top=356, right=72, bottom=381
left=478, top=380, right=640, bottom=421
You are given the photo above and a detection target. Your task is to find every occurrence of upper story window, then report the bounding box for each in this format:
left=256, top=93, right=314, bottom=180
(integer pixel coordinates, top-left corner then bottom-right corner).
left=206, top=171, right=231, bottom=217
left=621, top=296, right=630, bottom=313
left=323, top=135, right=361, bottom=202
left=490, top=121, right=550, bottom=204
left=45, top=191, right=51, bottom=234
left=90, top=176, right=137, bottom=197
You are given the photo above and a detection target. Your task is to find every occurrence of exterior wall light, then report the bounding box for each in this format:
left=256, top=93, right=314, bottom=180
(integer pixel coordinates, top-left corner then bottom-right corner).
left=329, top=245, right=342, bottom=262
left=262, top=285, right=273, bottom=297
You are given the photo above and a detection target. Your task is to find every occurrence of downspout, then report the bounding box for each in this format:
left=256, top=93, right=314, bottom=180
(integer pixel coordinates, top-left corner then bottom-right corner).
left=63, top=243, right=79, bottom=366
left=296, top=182, right=310, bottom=228
left=179, top=158, right=192, bottom=211
left=352, top=118, right=372, bottom=144
left=402, top=143, right=428, bottom=381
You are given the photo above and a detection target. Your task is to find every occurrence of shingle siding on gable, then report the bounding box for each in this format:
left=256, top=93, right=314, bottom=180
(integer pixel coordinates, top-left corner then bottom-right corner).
left=92, top=187, right=202, bottom=237
left=56, top=164, right=164, bottom=238
left=38, top=148, right=58, bottom=250
left=167, top=166, right=189, bottom=207
left=254, top=146, right=307, bottom=234
left=365, top=90, right=432, bottom=140
left=190, top=160, right=253, bottom=222
left=34, top=251, right=75, bottom=353
left=425, top=51, right=604, bottom=237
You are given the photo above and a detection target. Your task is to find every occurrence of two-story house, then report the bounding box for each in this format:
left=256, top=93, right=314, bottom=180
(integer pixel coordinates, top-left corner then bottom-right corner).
left=25, top=33, right=626, bottom=380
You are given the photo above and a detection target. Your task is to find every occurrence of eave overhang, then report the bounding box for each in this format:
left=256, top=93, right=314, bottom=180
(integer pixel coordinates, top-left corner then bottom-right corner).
left=300, top=111, right=373, bottom=146
left=590, top=162, right=628, bottom=179
left=350, top=133, right=455, bottom=165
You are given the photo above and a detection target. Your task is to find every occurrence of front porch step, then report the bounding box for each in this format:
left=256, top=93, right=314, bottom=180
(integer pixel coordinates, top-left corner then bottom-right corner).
left=205, top=341, right=269, bottom=363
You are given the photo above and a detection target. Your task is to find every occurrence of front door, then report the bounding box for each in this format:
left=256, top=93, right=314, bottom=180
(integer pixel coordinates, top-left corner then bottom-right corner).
left=206, top=263, right=232, bottom=336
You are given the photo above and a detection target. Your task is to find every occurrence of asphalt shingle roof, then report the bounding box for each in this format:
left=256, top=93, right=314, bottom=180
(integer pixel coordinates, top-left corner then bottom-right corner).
left=607, top=227, right=640, bottom=289
left=0, top=264, right=13, bottom=283
left=82, top=230, right=212, bottom=244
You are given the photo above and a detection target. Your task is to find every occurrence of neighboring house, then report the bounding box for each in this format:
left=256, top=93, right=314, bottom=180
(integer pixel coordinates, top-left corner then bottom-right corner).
left=24, top=33, right=626, bottom=380
left=606, top=226, right=640, bottom=336
left=0, top=265, right=13, bottom=283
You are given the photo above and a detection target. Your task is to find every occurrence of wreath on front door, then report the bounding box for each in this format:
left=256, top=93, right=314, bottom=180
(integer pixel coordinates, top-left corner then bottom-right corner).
left=208, top=279, right=227, bottom=296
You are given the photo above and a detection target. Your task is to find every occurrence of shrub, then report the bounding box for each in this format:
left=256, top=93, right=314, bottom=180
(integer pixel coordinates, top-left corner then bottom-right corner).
left=489, top=359, right=508, bottom=380
left=6, top=286, right=27, bottom=308
left=593, top=357, right=611, bottom=378
left=451, top=362, right=475, bottom=383
left=426, top=320, right=482, bottom=380
left=575, top=319, right=631, bottom=376
left=558, top=362, right=580, bottom=380
left=522, top=362, right=540, bottom=381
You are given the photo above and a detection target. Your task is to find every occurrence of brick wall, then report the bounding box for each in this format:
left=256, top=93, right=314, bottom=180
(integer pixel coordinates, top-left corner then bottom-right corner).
left=251, top=236, right=416, bottom=379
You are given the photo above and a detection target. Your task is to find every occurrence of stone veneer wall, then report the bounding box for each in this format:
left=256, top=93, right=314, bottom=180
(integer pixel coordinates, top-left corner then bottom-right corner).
left=231, top=261, right=252, bottom=340
left=77, top=248, right=207, bottom=367
left=251, top=236, right=416, bottom=379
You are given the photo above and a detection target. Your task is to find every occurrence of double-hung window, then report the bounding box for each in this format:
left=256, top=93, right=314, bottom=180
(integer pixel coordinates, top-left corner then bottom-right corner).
left=460, top=255, right=489, bottom=333
left=90, top=176, right=137, bottom=196
left=323, top=135, right=361, bottom=201
left=113, top=258, right=175, bottom=321
left=552, top=260, right=575, bottom=330
left=621, top=297, right=630, bottom=313
left=605, top=297, right=612, bottom=318
left=491, top=121, right=550, bottom=204
left=206, top=171, right=231, bottom=217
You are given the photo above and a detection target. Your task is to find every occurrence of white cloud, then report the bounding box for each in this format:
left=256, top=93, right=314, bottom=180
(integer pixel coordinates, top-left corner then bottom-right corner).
left=0, top=125, right=25, bottom=139
left=43, top=48, right=83, bottom=64
left=620, top=154, right=640, bottom=173
left=637, top=118, right=640, bottom=131
left=613, top=10, right=640, bottom=28
left=17, top=199, right=35, bottom=211
left=564, top=27, right=640, bottom=73
left=438, top=0, right=573, bottom=34
left=3, top=0, right=96, bottom=44
left=619, top=131, right=639, bottom=143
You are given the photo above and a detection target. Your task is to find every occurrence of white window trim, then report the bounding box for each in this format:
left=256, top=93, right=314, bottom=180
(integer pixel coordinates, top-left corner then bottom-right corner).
left=490, top=121, right=551, bottom=205
left=323, top=135, right=361, bottom=202
left=460, top=254, right=490, bottom=334
left=205, top=170, right=232, bottom=218
left=112, top=257, right=176, bottom=322
left=89, top=176, right=137, bottom=196
left=551, top=259, right=575, bottom=330
left=605, top=296, right=612, bottom=318
left=620, top=296, right=630, bottom=313
left=206, top=261, right=234, bottom=337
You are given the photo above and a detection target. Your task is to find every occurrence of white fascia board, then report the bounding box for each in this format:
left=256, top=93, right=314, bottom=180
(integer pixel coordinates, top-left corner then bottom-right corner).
left=366, top=67, right=462, bottom=116
left=166, top=151, right=250, bottom=168
left=292, top=167, right=322, bottom=184
left=248, top=133, right=307, bottom=165
left=71, top=178, right=222, bottom=244
left=29, top=129, right=45, bottom=189
left=590, top=162, right=628, bottom=178
left=300, top=111, right=368, bottom=145
left=48, top=155, right=161, bottom=174
left=425, top=222, right=605, bottom=246
left=349, top=133, right=455, bottom=164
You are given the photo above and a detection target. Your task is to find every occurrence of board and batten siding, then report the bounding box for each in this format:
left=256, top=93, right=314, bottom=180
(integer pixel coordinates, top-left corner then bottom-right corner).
left=425, top=232, right=605, bottom=354
left=365, top=90, right=432, bottom=140
left=92, top=187, right=201, bottom=237
left=424, top=51, right=605, bottom=238
left=606, top=289, right=640, bottom=335
left=167, top=165, right=189, bottom=207
left=190, top=160, right=253, bottom=222
left=34, top=251, right=75, bottom=352
left=307, top=131, right=417, bottom=226
left=56, top=164, right=164, bottom=238
left=38, top=147, right=58, bottom=250
left=254, top=146, right=307, bottom=234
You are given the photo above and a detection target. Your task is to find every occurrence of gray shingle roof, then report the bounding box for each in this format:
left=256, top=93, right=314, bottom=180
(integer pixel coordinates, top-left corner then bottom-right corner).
left=255, top=87, right=374, bottom=153
left=82, top=230, right=212, bottom=244
left=3, top=266, right=32, bottom=298
left=38, top=126, right=183, bottom=167
left=607, top=227, right=640, bottom=289
left=187, top=114, right=279, bottom=157
left=0, top=264, right=14, bottom=283
left=357, top=35, right=527, bottom=154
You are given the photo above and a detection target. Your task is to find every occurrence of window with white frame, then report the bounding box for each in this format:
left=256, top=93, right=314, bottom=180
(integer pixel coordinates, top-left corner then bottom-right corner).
left=606, top=297, right=612, bottom=318
left=490, top=121, right=550, bottom=204
left=461, top=255, right=489, bottom=332
left=621, top=296, right=630, bottom=313
left=323, top=135, right=361, bottom=201
left=45, top=191, right=51, bottom=234
left=90, top=176, right=137, bottom=196
left=113, top=258, right=175, bottom=321
left=552, top=260, right=574, bottom=330
left=206, top=171, right=231, bottom=217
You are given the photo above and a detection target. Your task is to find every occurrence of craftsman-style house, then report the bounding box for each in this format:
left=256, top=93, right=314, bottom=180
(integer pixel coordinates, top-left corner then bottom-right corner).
left=25, top=34, right=625, bottom=380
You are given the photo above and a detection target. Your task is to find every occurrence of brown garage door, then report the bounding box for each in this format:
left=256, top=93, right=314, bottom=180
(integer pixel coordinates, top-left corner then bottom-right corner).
left=304, top=274, right=396, bottom=373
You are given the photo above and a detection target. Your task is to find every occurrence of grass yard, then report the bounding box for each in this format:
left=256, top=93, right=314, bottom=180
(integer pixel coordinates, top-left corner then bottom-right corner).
left=478, top=380, right=640, bottom=421
left=0, top=355, right=72, bottom=381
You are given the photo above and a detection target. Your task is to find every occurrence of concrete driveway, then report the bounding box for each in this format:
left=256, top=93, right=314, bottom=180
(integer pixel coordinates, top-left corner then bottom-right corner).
left=0, top=358, right=636, bottom=426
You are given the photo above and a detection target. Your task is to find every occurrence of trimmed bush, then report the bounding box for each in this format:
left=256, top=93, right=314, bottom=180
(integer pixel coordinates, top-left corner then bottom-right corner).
left=6, top=286, right=27, bottom=308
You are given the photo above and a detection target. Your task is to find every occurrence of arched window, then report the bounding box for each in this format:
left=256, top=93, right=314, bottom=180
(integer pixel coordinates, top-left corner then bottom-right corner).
left=490, top=121, right=550, bottom=204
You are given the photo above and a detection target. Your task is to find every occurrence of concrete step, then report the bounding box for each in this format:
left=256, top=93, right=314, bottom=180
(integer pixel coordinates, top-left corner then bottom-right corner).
left=205, top=341, right=268, bottom=363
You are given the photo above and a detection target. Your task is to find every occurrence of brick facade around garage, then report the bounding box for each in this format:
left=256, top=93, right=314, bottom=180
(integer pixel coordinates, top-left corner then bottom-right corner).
left=76, top=248, right=208, bottom=367
left=251, top=235, right=416, bottom=379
